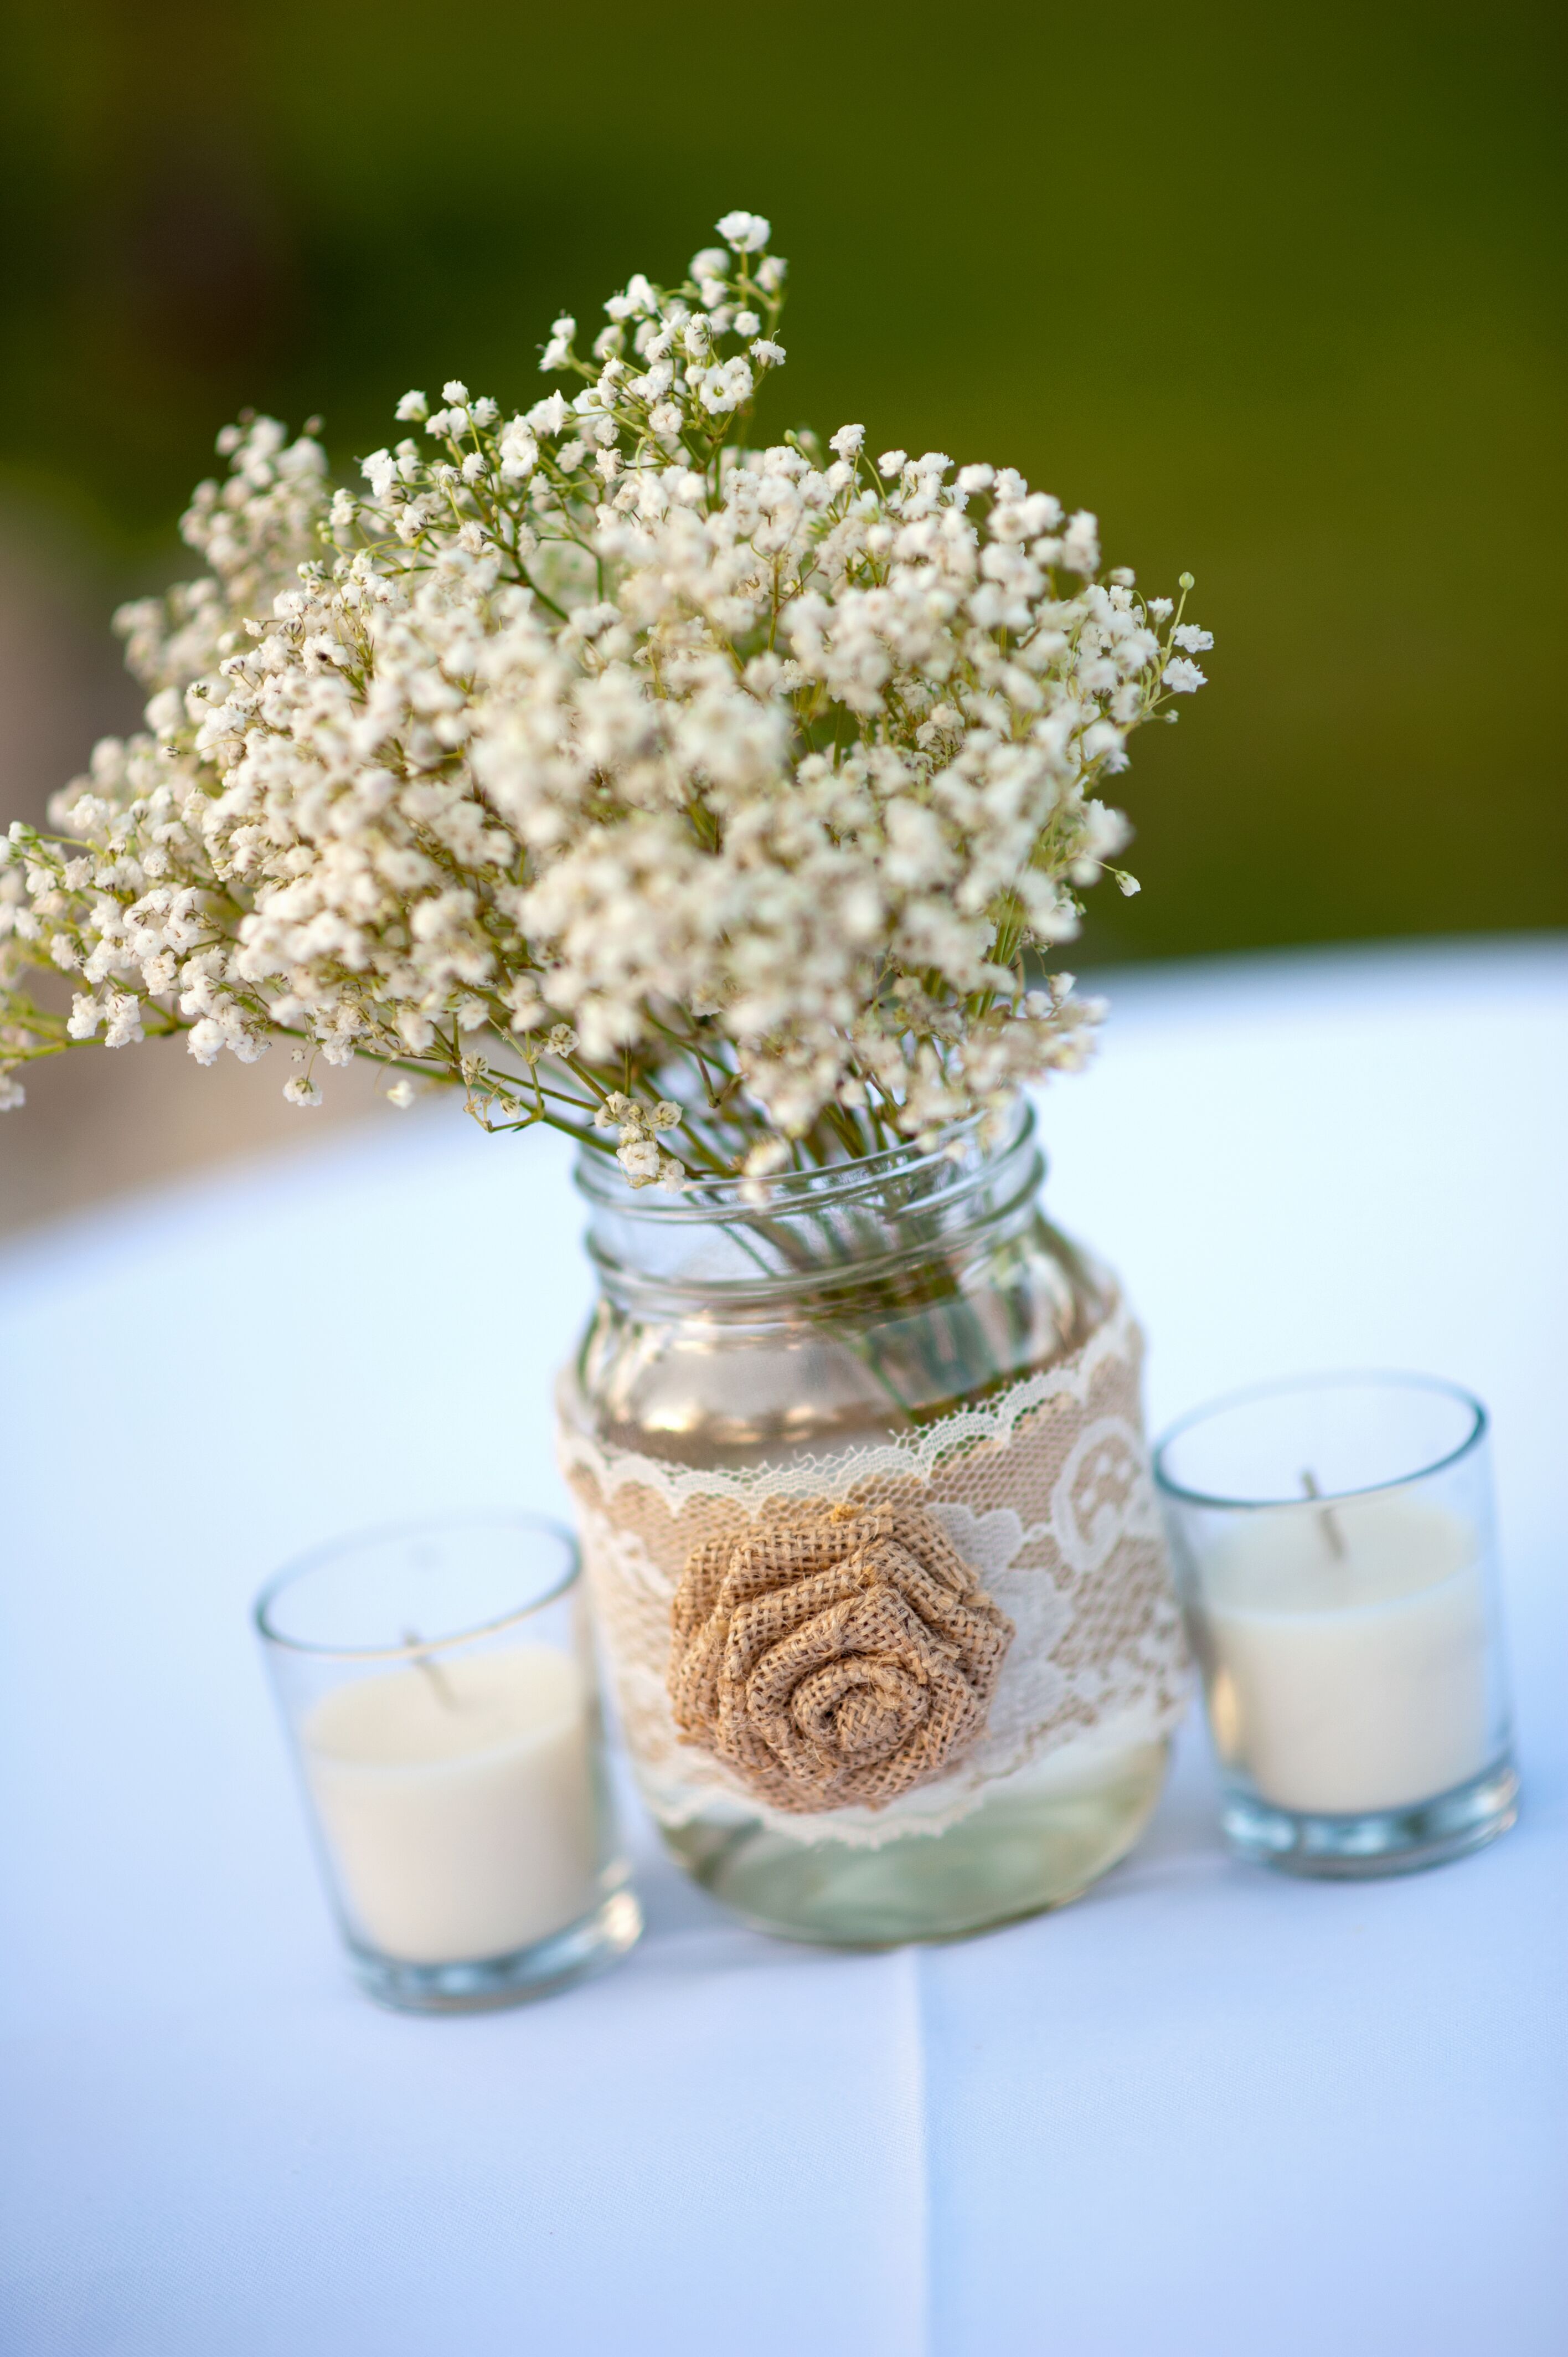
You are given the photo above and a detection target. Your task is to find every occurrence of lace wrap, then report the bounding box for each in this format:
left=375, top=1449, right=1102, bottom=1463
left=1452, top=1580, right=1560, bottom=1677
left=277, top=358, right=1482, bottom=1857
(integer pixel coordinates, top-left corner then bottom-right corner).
left=558, top=1296, right=1190, bottom=1849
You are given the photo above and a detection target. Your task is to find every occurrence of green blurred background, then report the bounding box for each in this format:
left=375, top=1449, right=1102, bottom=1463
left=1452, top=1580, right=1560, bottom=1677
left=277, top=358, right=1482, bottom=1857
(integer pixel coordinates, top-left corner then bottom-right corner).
left=2, top=0, right=1563, bottom=957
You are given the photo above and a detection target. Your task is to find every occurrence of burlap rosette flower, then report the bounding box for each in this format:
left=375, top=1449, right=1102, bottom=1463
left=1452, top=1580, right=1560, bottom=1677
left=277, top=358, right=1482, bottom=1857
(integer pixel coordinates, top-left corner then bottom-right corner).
left=668, top=1501, right=1014, bottom=1813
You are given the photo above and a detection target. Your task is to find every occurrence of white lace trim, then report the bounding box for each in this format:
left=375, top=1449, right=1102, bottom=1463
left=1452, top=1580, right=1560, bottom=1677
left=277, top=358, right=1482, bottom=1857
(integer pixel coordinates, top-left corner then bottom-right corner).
left=556, top=1295, right=1142, bottom=1510
left=560, top=1298, right=1190, bottom=1850
left=642, top=1701, right=1176, bottom=1846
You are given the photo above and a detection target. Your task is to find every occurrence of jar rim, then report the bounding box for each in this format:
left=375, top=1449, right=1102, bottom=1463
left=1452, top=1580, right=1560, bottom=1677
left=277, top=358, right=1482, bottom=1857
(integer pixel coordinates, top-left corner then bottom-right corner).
left=1151, top=1371, right=1488, bottom=1510
left=573, top=1095, right=1035, bottom=1224
left=254, top=1510, right=580, bottom=1660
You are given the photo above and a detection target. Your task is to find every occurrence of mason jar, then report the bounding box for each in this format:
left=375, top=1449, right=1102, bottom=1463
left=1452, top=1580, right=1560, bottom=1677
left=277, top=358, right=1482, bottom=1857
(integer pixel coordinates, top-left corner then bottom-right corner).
left=556, top=1100, right=1188, bottom=1946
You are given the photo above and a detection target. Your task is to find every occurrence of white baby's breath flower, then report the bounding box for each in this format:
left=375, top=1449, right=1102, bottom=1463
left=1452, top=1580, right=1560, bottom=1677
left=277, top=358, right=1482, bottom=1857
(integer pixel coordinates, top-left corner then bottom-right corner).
left=1060, top=511, right=1101, bottom=575
left=103, top=992, right=144, bottom=1049
left=0, top=208, right=1207, bottom=1189
left=716, top=210, right=771, bottom=253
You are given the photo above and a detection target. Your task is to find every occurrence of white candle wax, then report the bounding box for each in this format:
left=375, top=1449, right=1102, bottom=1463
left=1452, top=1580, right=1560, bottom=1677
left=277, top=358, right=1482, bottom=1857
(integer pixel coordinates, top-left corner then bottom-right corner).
left=304, top=1645, right=601, bottom=1965
left=1200, top=1492, right=1492, bottom=1814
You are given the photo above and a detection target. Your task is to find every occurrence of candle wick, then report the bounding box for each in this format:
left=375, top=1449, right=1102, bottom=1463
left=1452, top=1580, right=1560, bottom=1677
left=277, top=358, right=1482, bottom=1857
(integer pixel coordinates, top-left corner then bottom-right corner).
left=1300, top=1469, right=1348, bottom=1561
left=403, top=1627, right=459, bottom=1708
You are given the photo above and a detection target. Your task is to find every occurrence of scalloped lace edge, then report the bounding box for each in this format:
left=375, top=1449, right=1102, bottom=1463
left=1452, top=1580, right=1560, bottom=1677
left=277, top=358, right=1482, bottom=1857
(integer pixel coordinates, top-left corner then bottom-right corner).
left=639, top=1697, right=1181, bottom=1849
left=557, top=1293, right=1138, bottom=1512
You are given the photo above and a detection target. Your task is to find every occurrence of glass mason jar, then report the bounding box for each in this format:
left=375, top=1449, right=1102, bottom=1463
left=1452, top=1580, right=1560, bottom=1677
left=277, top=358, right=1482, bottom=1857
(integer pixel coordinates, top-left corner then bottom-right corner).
left=557, top=1100, right=1188, bottom=1947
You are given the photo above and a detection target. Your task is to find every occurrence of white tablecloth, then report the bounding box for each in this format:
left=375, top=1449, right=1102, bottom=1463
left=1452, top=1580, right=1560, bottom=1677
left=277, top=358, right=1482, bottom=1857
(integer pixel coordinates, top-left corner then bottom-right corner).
left=2, top=941, right=1564, bottom=2356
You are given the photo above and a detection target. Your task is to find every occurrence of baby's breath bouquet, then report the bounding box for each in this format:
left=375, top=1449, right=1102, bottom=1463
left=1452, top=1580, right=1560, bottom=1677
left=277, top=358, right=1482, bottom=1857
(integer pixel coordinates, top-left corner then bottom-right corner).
left=0, top=209, right=1209, bottom=1188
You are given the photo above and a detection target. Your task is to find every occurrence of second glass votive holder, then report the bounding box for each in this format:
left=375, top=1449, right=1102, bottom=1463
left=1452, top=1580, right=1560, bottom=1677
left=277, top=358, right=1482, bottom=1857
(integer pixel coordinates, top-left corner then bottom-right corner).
left=1154, top=1374, right=1518, bottom=1877
left=256, top=1512, right=641, bottom=2011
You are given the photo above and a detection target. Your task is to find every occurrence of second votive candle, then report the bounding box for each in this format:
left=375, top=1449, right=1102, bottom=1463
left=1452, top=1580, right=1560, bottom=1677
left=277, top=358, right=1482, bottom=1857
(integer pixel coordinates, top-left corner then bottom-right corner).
left=1154, top=1374, right=1517, bottom=1876
left=257, top=1513, right=641, bottom=2009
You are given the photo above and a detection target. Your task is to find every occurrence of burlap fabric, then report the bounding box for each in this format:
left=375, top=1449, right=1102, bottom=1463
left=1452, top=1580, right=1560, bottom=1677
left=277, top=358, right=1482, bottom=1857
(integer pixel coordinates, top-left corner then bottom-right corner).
left=558, top=1295, right=1190, bottom=1850
left=670, top=1502, right=1013, bottom=1813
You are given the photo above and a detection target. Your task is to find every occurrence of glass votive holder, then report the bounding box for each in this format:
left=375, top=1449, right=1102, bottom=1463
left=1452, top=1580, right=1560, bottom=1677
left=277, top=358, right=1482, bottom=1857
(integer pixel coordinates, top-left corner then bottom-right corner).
left=1153, top=1375, right=1518, bottom=1877
left=256, top=1512, right=641, bottom=2011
